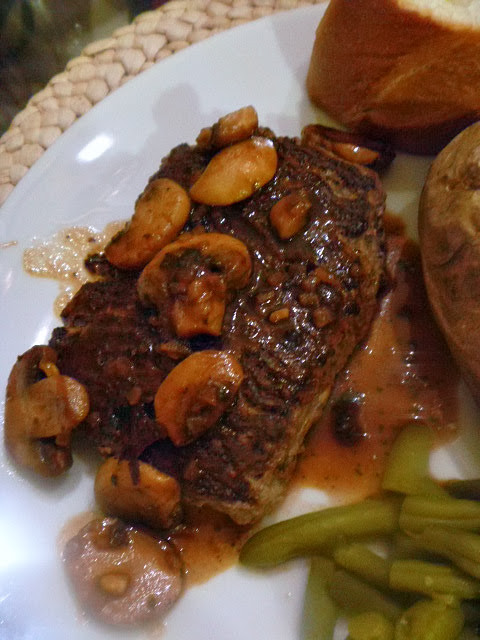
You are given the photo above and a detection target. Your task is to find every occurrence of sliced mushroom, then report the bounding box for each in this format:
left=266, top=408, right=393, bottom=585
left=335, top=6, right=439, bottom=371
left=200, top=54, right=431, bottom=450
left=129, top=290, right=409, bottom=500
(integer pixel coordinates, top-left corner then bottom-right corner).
left=301, top=124, right=395, bottom=173
left=269, top=190, right=311, bottom=240
left=155, top=350, right=244, bottom=446
left=196, top=106, right=259, bottom=150
left=4, top=345, right=89, bottom=476
left=95, top=458, right=182, bottom=530
left=105, top=178, right=191, bottom=270
left=63, top=517, right=183, bottom=626
left=190, top=136, right=278, bottom=206
left=138, top=232, right=252, bottom=337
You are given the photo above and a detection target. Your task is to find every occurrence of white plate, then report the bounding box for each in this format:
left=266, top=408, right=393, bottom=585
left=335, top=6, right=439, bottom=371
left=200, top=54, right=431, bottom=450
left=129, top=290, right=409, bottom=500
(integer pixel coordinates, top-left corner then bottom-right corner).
left=1, top=5, right=480, bottom=639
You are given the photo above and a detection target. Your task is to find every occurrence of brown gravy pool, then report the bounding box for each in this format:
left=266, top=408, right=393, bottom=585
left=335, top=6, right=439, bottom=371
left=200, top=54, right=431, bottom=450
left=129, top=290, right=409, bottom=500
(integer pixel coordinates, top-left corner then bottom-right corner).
left=32, top=219, right=459, bottom=594
left=296, top=224, right=459, bottom=502
left=59, top=508, right=248, bottom=588
left=168, top=506, right=249, bottom=586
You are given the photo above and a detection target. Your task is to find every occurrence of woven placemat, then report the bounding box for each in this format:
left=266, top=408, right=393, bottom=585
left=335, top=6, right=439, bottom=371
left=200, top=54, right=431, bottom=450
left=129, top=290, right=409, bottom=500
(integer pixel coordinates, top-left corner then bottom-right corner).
left=0, top=0, right=325, bottom=208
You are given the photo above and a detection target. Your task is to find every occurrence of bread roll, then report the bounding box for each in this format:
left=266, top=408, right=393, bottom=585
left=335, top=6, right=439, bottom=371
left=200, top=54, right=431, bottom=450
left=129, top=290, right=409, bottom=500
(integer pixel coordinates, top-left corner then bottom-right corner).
left=306, top=0, right=480, bottom=154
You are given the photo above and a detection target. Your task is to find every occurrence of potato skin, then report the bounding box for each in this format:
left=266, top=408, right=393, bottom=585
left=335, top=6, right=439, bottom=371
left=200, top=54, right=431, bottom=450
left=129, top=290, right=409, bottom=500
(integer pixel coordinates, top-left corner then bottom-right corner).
left=419, top=121, right=480, bottom=405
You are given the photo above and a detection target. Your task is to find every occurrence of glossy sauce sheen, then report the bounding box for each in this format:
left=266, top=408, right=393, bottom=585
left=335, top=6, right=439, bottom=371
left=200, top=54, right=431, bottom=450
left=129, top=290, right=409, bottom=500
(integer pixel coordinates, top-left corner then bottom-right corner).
left=168, top=506, right=249, bottom=585
left=296, top=221, right=459, bottom=501
left=176, top=225, right=460, bottom=578
left=49, top=133, right=386, bottom=525
left=46, top=222, right=458, bottom=587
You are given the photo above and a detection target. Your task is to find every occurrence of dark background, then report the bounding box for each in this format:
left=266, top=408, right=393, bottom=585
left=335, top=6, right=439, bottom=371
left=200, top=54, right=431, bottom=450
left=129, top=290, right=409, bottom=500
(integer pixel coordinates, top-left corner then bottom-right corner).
left=0, top=0, right=165, bottom=135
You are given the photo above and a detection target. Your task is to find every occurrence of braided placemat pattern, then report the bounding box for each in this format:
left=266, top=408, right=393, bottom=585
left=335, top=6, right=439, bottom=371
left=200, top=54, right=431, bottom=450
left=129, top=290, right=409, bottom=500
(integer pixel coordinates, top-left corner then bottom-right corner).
left=0, top=0, right=325, bottom=207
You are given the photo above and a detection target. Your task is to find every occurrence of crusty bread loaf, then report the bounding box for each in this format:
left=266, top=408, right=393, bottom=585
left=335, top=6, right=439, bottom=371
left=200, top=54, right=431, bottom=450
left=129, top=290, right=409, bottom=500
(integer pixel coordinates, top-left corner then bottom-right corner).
left=306, top=0, right=480, bottom=154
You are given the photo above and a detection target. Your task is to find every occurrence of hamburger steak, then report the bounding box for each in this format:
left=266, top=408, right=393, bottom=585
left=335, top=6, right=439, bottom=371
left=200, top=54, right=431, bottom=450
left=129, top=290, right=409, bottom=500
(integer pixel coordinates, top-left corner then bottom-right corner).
left=46, top=111, right=387, bottom=524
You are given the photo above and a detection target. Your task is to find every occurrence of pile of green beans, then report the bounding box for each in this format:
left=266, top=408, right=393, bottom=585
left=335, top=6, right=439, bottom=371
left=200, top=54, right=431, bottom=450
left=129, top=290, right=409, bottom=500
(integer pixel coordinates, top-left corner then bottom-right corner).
left=240, top=424, right=480, bottom=640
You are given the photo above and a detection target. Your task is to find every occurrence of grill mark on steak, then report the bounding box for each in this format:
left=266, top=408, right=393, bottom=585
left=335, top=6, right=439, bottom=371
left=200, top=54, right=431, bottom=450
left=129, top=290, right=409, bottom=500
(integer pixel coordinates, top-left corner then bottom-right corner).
left=50, top=125, right=386, bottom=524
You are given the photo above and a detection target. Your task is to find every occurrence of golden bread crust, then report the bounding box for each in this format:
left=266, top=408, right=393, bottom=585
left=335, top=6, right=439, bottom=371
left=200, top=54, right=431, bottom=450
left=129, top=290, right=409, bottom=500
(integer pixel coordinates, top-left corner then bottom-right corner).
left=307, top=0, right=480, bottom=153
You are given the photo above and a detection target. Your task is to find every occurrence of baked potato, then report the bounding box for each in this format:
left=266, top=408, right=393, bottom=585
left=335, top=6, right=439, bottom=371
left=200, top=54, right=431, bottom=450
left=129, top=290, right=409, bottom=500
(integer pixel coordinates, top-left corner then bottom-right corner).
left=419, top=122, right=480, bottom=405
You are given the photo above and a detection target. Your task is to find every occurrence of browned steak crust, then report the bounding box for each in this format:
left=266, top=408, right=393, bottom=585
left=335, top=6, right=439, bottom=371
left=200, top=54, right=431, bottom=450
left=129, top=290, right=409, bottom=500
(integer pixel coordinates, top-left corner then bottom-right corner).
left=50, top=126, right=386, bottom=524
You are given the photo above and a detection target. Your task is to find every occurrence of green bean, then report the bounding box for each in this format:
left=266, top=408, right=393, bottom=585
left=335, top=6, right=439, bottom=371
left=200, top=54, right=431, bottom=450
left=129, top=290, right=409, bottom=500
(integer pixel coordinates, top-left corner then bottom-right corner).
left=391, top=533, right=439, bottom=561
left=381, top=424, right=447, bottom=498
left=348, top=611, right=395, bottom=640
left=239, top=498, right=401, bottom=568
left=406, top=526, right=480, bottom=580
left=389, top=560, right=480, bottom=600
left=333, top=542, right=391, bottom=589
left=328, top=569, right=403, bottom=621
left=444, top=479, right=480, bottom=502
left=394, top=598, right=464, bottom=640
left=400, top=496, right=480, bottom=533
left=302, top=557, right=338, bottom=640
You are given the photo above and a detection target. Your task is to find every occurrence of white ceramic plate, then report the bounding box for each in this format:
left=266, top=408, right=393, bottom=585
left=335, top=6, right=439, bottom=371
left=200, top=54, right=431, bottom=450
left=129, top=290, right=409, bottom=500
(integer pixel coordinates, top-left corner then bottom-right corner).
left=1, top=5, right=480, bottom=639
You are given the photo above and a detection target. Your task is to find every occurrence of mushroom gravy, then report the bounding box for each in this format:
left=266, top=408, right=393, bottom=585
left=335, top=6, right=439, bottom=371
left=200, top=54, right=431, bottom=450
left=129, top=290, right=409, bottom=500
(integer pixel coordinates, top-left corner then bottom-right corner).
left=12, top=108, right=458, bottom=628
left=296, top=218, right=459, bottom=501
left=40, top=215, right=460, bottom=614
